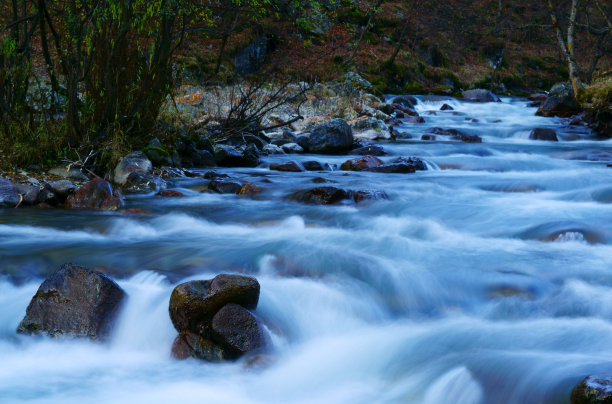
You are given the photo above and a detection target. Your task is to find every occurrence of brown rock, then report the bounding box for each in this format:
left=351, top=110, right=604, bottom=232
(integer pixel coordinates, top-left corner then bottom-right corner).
left=340, top=155, right=384, bottom=171
left=269, top=161, right=304, bottom=172
left=211, top=304, right=266, bottom=357
left=156, top=189, right=185, bottom=197
left=237, top=184, right=263, bottom=195
left=171, top=331, right=227, bottom=362
left=65, top=178, right=123, bottom=210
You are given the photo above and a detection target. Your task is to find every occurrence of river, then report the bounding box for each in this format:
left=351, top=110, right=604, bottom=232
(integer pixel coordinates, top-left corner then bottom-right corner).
left=1, top=97, right=611, bottom=403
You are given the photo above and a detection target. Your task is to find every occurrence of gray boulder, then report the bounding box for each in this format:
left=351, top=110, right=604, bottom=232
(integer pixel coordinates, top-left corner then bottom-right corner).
left=0, top=178, right=20, bottom=207
left=307, top=118, right=354, bottom=153
left=114, top=151, right=153, bottom=185
left=211, top=304, right=266, bottom=358
left=17, top=263, right=125, bottom=340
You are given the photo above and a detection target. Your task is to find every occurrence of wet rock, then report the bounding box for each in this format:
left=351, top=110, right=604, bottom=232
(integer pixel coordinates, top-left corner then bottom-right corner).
left=537, top=83, right=581, bottom=117
left=528, top=101, right=542, bottom=108
left=452, top=133, right=482, bottom=143
left=571, top=376, right=612, bottom=404
left=407, top=116, right=426, bottom=123
left=66, top=178, right=123, bottom=211
left=15, top=183, right=40, bottom=205
left=352, top=189, right=389, bottom=202
left=530, top=128, right=558, bottom=141
left=391, top=103, right=419, bottom=116
left=312, top=177, right=331, bottom=183
left=204, top=171, right=229, bottom=180
left=171, top=331, right=228, bottom=362
left=288, top=186, right=350, bottom=204
left=263, top=144, right=284, bottom=155
left=169, top=275, right=260, bottom=333
left=193, top=150, right=216, bottom=167
left=376, top=103, right=395, bottom=115
left=156, top=189, right=185, bottom=197
left=340, top=155, right=384, bottom=171
left=351, top=145, right=386, bottom=156
left=48, top=167, right=89, bottom=181
left=122, top=172, right=165, bottom=194
left=211, top=304, right=266, bottom=357
left=17, top=263, right=125, bottom=340
left=270, top=161, right=304, bottom=172
left=208, top=180, right=243, bottom=194
left=440, top=103, right=454, bottom=111
left=281, top=143, right=304, bottom=154
left=350, top=116, right=391, bottom=140
left=422, top=134, right=436, bottom=141
left=462, top=89, right=500, bottom=102
left=215, top=145, right=259, bottom=167
left=425, top=127, right=465, bottom=137
left=307, top=118, right=354, bottom=153
left=113, top=151, right=153, bottom=185
left=46, top=180, right=76, bottom=200
left=237, top=184, right=263, bottom=196
left=391, top=95, right=417, bottom=109
left=302, top=161, right=331, bottom=171
left=368, top=157, right=427, bottom=173
left=0, top=178, right=21, bottom=208
left=528, top=93, right=547, bottom=102
left=144, top=143, right=172, bottom=167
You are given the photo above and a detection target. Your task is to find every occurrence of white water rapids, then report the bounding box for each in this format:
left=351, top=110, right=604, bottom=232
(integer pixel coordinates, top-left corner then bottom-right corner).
left=1, top=97, right=612, bottom=403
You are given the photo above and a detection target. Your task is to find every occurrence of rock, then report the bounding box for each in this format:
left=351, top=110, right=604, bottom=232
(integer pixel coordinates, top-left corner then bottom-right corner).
left=263, top=144, right=284, bottom=155
left=15, top=183, right=40, bottom=205
left=122, top=172, right=165, bottom=193
left=440, top=104, right=454, bottom=111
left=351, top=145, right=386, bottom=156
left=48, top=167, right=89, bottom=181
left=422, top=134, right=436, bottom=141
left=215, top=145, right=259, bottom=167
left=211, top=304, right=266, bottom=357
left=270, top=161, right=304, bottom=172
left=334, top=72, right=377, bottom=97
left=340, top=155, right=384, bottom=171
left=530, top=128, right=558, bottom=141
left=144, top=145, right=172, bottom=167
left=528, top=93, right=547, bottom=102
left=452, top=133, right=482, bottom=143
left=17, top=263, right=125, bottom=340
left=376, top=103, right=395, bottom=115
left=208, top=180, right=243, bottom=194
left=281, top=143, right=304, bottom=154
left=46, top=180, right=76, bottom=200
left=425, top=127, right=466, bottom=137
left=462, top=89, right=500, bottom=102
left=537, top=83, right=581, bottom=117
left=307, top=118, right=354, bottom=153
left=168, top=274, right=260, bottom=333
left=302, top=161, right=331, bottom=171
left=65, top=178, right=123, bottom=211
left=392, top=95, right=418, bottom=108
left=349, top=116, right=391, bottom=140
left=204, top=171, right=229, bottom=180
left=288, top=186, right=350, bottom=204
left=0, top=178, right=21, bottom=208
left=407, top=116, right=426, bottom=123
left=352, top=190, right=389, bottom=202
left=156, top=189, right=185, bottom=197
left=171, top=331, right=228, bottom=362
left=237, top=184, right=263, bottom=195
left=528, top=101, right=542, bottom=108
left=113, top=151, right=153, bottom=185
left=193, top=150, right=216, bottom=167
left=571, top=376, right=612, bottom=404
left=367, top=157, right=426, bottom=173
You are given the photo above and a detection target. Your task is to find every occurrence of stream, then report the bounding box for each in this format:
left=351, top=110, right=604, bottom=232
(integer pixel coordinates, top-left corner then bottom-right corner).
left=1, top=97, right=612, bottom=403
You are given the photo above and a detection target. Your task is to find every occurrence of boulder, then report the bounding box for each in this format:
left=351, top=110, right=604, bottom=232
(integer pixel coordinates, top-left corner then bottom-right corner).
left=571, top=376, right=612, bottom=403
left=168, top=275, right=260, bottom=333
left=17, top=263, right=125, bottom=340
left=368, top=158, right=426, bottom=174
left=65, top=178, right=123, bottom=211
left=270, top=161, right=304, bottom=172
left=288, top=186, right=351, bottom=205
left=422, top=134, right=436, bottom=141
left=452, top=133, right=482, bottom=143
left=237, top=184, right=263, bottom=196
left=350, top=116, right=391, bottom=140
left=340, top=155, right=384, bottom=171
left=263, top=144, right=284, bottom=155
left=537, top=83, right=581, bottom=117
left=462, top=89, right=500, bottom=102
left=15, top=183, right=40, bottom=205
left=49, top=167, right=89, bottom=181
left=351, top=145, right=386, bottom=156
left=302, top=161, right=331, bottom=171
left=407, top=116, right=426, bottom=123
left=215, top=145, right=259, bottom=167
left=144, top=144, right=172, bottom=167
left=113, top=151, right=153, bottom=185
left=46, top=180, right=76, bottom=200
left=122, top=172, right=165, bottom=194
left=530, top=128, right=558, bottom=141
left=307, top=118, right=354, bottom=153
left=425, top=127, right=482, bottom=143
left=0, top=178, right=21, bottom=208
left=440, top=104, right=454, bottom=111
left=156, top=189, right=185, bottom=197
left=208, top=180, right=243, bottom=194
left=352, top=190, right=389, bottom=202
left=171, top=331, right=228, bottom=362
left=211, top=304, right=266, bottom=357
left=281, top=143, right=304, bottom=154
left=528, top=93, right=547, bottom=102
left=392, top=95, right=418, bottom=109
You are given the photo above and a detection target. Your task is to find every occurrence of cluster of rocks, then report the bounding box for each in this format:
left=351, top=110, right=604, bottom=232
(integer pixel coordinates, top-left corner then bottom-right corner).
left=16, top=263, right=267, bottom=364
left=288, top=186, right=389, bottom=205
left=169, top=274, right=267, bottom=361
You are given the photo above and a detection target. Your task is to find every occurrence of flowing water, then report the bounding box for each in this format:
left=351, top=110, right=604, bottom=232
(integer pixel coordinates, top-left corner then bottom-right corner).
left=1, top=97, right=612, bottom=403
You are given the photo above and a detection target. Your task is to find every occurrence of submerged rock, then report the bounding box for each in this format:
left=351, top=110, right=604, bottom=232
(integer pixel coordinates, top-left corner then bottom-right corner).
left=171, top=331, right=228, bottom=362
left=17, top=263, right=125, bottom=340
left=307, top=118, right=354, bottom=153
left=571, top=376, right=612, bottom=403
left=302, top=161, right=331, bottom=171
left=66, top=178, right=123, bottom=211
left=340, top=155, right=384, bottom=171
left=530, top=128, right=558, bottom=141
left=270, top=161, right=304, bottom=172
left=208, top=180, right=243, bottom=194
left=288, top=186, right=388, bottom=204
left=351, top=145, right=386, bottom=156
